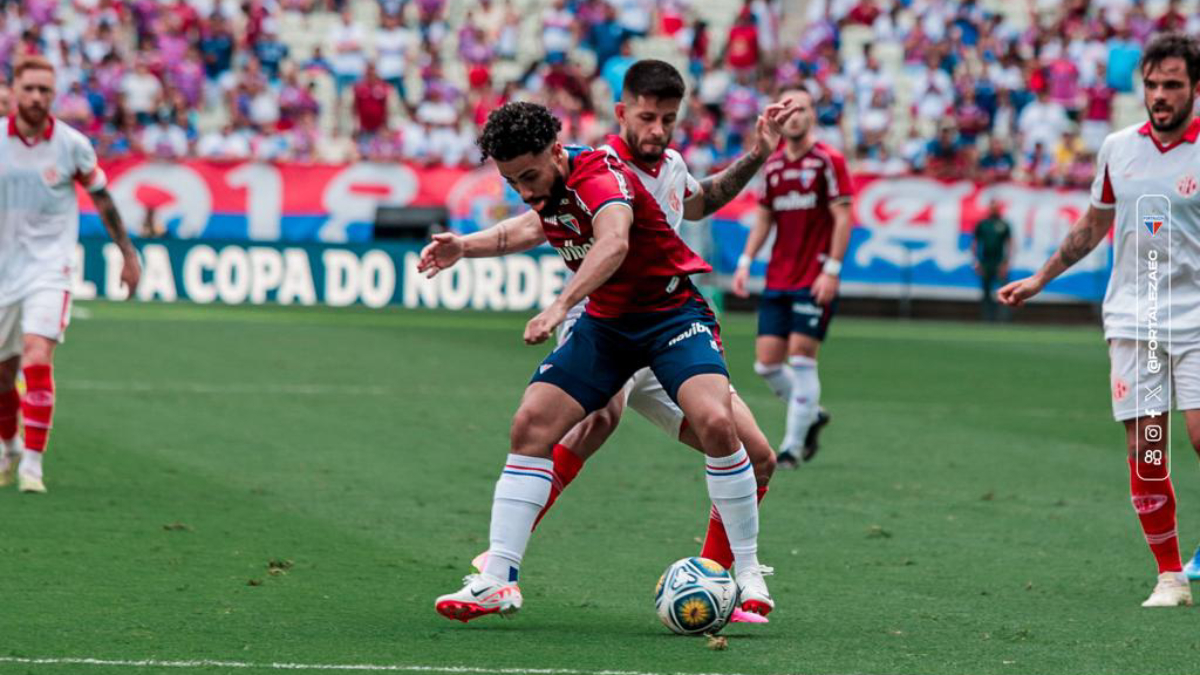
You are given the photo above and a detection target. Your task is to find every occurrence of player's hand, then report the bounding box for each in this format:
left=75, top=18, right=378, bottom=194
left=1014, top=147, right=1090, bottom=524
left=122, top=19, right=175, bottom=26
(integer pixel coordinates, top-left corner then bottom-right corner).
left=752, top=97, right=799, bottom=159
left=524, top=303, right=567, bottom=345
left=997, top=275, right=1044, bottom=307
left=120, top=247, right=141, bottom=300
left=732, top=267, right=750, bottom=298
left=813, top=272, right=839, bottom=306
left=417, top=233, right=465, bottom=278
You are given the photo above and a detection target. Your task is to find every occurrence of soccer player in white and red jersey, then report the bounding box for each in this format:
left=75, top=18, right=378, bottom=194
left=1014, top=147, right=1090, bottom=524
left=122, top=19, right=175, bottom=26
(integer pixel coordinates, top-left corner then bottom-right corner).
left=732, top=86, right=854, bottom=469
left=0, top=56, right=141, bottom=493
left=1001, top=33, right=1200, bottom=607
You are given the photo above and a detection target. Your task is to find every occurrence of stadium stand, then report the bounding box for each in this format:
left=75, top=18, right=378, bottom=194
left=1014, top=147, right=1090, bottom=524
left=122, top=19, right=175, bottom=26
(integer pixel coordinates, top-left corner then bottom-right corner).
left=3, top=0, right=1192, bottom=186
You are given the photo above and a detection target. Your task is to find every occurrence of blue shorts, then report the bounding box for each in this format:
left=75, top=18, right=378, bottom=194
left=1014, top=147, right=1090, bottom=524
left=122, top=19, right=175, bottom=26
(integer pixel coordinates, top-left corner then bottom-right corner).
left=757, top=289, right=836, bottom=341
left=531, top=296, right=729, bottom=414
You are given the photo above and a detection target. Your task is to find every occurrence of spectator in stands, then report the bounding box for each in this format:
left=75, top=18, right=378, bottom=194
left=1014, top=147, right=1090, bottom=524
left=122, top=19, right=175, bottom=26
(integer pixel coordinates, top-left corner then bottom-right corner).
left=142, top=112, right=189, bottom=158
left=954, top=86, right=990, bottom=144
left=329, top=8, right=367, bottom=97
left=197, top=122, right=252, bottom=160
left=1017, top=89, right=1070, bottom=156
left=121, top=59, right=162, bottom=126
left=723, top=9, right=760, bottom=78
left=587, top=3, right=628, bottom=76
left=254, top=20, right=289, bottom=82
left=924, top=120, right=969, bottom=180
left=1080, top=61, right=1114, bottom=152
left=978, top=136, right=1016, bottom=183
left=199, top=15, right=236, bottom=82
left=353, top=63, right=390, bottom=139
left=541, top=0, right=575, bottom=66
left=376, top=11, right=415, bottom=107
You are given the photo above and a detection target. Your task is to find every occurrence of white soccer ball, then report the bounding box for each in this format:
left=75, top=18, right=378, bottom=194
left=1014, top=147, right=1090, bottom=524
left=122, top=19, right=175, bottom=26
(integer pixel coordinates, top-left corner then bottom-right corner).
left=654, top=557, right=737, bottom=635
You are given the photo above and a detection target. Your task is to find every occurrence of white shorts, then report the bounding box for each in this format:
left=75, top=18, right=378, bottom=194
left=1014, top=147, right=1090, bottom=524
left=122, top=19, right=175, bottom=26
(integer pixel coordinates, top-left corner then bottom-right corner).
left=1109, top=338, right=1200, bottom=421
left=0, top=289, right=72, bottom=360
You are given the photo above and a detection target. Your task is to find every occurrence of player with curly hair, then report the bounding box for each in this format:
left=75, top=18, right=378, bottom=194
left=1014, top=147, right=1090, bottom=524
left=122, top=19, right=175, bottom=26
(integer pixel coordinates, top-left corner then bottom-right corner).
left=421, top=101, right=774, bottom=622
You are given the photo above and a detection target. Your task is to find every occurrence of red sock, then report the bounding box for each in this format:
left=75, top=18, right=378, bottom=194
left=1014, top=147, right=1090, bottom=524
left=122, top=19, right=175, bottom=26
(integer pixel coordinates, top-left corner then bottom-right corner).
left=532, top=444, right=585, bottom=530
left=700, top=485, right=768, bottom=569
left=1129, top=451, right=1181, bottom=573
left=0, top=388, right=18, bottom=442
left=20, top=365, right=54, bottom=453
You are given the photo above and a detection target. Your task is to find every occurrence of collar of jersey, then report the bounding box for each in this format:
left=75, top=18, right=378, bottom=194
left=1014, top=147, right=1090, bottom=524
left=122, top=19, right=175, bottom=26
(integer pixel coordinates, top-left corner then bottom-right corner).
left=604, top=134, right=664, bottom=177
left=1138, top=116, right=1200, bottom=153
left=7, top=115, right=54, bottom=146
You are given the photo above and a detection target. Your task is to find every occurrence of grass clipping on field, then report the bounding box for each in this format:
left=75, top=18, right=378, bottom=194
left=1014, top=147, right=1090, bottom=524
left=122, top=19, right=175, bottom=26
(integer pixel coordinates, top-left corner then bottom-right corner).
left=705, top=634, right=728, bottom=650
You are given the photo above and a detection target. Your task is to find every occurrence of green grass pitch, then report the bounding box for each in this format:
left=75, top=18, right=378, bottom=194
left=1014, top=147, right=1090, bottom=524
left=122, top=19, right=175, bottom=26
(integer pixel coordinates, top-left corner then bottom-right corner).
left=1, top=301, right=1198, bottom=675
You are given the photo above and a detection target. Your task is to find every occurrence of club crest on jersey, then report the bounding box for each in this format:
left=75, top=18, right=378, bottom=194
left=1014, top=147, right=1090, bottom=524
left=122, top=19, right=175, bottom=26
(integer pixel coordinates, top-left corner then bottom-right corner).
left=42, top=168, right=59, bottom=185
left=669, top=185, right=682, bottom=213
left=798, top=169, right=816, bottom=189
left=1144, top=215, right=1165, bottom=236
left=558, top=213, right=582, bottom=235
left=1177, top=174, right=1198, bottom=198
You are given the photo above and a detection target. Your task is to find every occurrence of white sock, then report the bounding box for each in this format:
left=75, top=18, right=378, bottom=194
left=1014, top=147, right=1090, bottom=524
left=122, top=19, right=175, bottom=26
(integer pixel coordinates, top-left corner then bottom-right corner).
left=781, top=355, right=820, bottom=454
left=482, top=453, right=553, bottom=583
left=705, top=446, right=760, bottom=571
left=19, top=449, right=43, bottom=480
left=753, top=361, right=792, bottom=402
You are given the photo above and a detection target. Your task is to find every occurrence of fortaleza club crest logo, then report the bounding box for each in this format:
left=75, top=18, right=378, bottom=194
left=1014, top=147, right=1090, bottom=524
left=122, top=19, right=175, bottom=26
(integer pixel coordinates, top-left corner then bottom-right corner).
left=1144, top=215, right=1165, bottom=236
left=557, top=213, right=581, bottom=235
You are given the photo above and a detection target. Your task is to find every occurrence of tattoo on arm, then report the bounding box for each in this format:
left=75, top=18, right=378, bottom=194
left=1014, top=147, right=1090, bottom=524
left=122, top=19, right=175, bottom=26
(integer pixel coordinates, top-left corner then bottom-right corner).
left=497, top=222, right=509, bottom=255
left=1055, top=224, right=1097, bottom=269
left=92, top=189, right=132, bottom=248
left=698, top=151, right=767, bottom=217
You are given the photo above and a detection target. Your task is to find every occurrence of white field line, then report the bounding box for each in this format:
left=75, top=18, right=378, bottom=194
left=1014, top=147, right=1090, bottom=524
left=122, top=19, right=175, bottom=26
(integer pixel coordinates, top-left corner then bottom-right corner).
left=0, top=656, right=809, bottom=675
left=58, top=381, right=393, bottom=396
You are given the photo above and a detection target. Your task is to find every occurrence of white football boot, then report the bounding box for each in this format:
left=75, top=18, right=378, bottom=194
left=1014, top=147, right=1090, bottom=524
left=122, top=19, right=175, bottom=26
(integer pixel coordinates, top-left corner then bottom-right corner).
left=435, top=573, right=522, bottom=622
left=735, top=564, right=775, bottom=617
left=1141, top=572, right=1193, bottom=607
left=17, top=450, right=46, bottom=494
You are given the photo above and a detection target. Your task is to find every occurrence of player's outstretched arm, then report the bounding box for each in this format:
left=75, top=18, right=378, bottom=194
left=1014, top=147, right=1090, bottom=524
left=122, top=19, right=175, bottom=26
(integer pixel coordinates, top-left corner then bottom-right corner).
left=684, top=97, right=799, bottom=220
left=89, top=187, right=141, bottom=298
left=417, top=210, right=546, bottom=278
left=998, top=205, right=1114, bottom=307
left=732, top=205, right=774, bottom=297
left=523, top=204, right=632, bottom=345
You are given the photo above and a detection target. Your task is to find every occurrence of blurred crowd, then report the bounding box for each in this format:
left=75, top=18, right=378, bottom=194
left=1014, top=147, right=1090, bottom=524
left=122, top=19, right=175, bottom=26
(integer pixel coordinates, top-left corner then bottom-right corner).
left=0, top=0, right=1194, bottom=187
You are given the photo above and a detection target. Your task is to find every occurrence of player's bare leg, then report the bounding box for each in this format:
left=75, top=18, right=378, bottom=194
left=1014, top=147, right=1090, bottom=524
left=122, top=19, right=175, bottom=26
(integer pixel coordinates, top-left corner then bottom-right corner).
left=755, top=333, right=829, bottom=468
left=0, top=355, right=20, bottom=487
left=436, top=383, right=587, bottom=622
left=1124, top=413, right=1191, bottom=607
left=14, top=335, right=56, bottom=493
left=676, top=373, right=773, bottom=615
left=1181, top=410, right=1200, bottom=581
left=532, top=394, right=625, bottom=528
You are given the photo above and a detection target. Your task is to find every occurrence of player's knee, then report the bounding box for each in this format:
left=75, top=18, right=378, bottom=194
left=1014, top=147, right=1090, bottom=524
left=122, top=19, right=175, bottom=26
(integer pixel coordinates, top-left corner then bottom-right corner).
left=753, top=447, right=776, bottom=485
left=689, top=406, right=738, bottom=450
left=509, top=406, right=554, bottom=457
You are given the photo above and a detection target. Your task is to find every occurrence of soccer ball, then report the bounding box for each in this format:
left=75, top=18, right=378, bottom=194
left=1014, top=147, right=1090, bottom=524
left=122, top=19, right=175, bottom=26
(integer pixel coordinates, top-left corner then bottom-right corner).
left=654, top=557, right=737, bottom=635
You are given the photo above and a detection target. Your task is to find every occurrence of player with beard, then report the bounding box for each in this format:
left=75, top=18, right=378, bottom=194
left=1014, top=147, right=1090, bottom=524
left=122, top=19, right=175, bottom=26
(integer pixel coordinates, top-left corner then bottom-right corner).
left=1001, top=33, right=1200, bottom=606
left=430, top=61, right=796, bottom=624
left=0, top=56, right=141, bottom=493
left=421, top=102, right=774, bottom=623
left=732, top=86, right=854, bottom=469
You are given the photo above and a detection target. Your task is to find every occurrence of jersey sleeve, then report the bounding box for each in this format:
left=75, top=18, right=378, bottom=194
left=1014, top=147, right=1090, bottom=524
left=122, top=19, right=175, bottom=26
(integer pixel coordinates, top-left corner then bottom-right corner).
left=575, top=153, right=633, bottom=217
left=71, top=133, right=107, bottom=193
left=684, top=170, right=700, bottom=199
left=826, top=151, right=853, bottom=203
left=1089, top=135, right=1115, bottom=210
